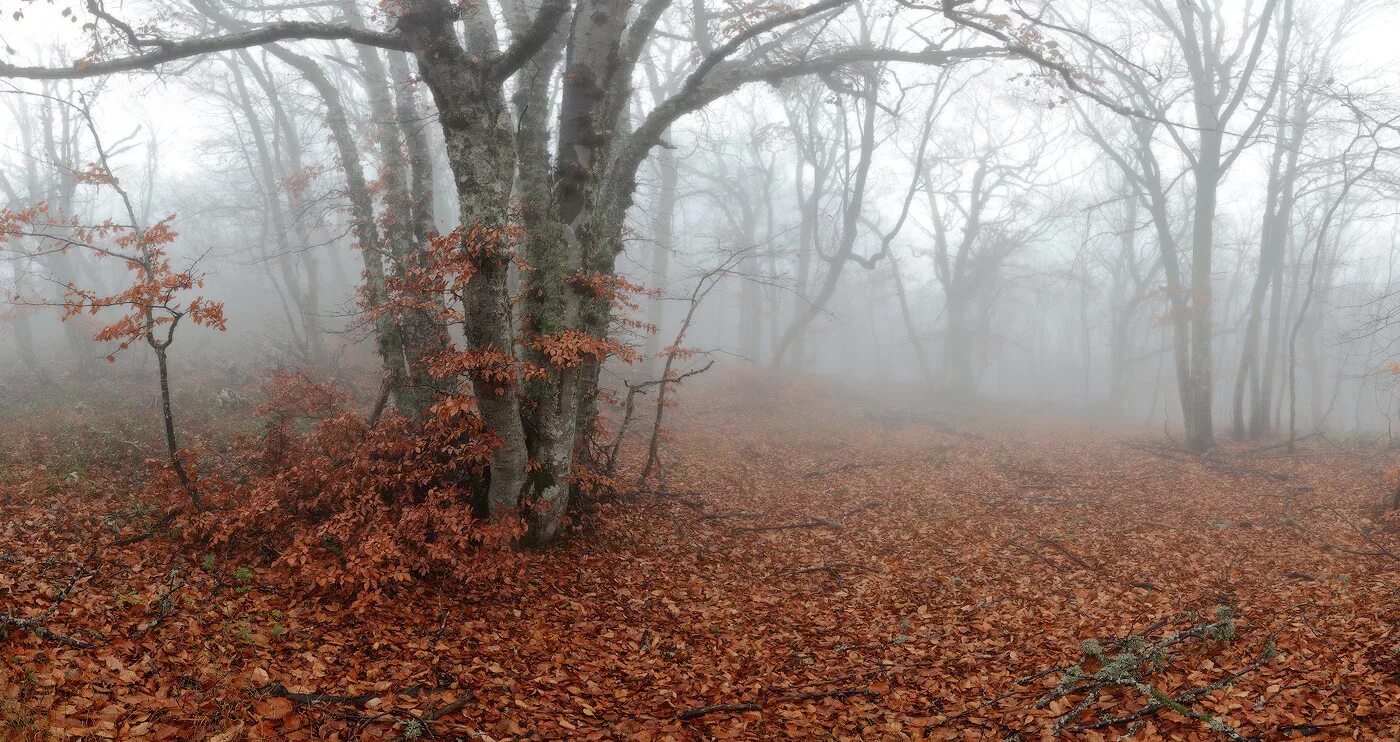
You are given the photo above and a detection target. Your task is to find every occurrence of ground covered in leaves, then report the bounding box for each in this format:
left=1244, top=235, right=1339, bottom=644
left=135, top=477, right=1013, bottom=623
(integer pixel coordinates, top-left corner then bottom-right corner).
left=4, top=381, right=1400, bottom=740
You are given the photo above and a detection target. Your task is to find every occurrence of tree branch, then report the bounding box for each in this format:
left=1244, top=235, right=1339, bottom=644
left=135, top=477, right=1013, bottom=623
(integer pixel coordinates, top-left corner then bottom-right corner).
left=0, top=22, right=407, bottom=80
left=490, top=0, right=572, bottom=81
left=680, top=0, right=857, bottom=95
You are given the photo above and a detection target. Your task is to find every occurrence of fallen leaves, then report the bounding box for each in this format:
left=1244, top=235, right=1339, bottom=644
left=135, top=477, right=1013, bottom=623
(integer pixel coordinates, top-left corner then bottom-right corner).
left=3, top=387, right=1400, bottom=739
left=254, top=697, right=293, bottom=721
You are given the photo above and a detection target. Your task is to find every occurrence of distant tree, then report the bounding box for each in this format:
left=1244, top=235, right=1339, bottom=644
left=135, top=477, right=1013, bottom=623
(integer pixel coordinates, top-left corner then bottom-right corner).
left=1070, top=0, right=1294, bottom=451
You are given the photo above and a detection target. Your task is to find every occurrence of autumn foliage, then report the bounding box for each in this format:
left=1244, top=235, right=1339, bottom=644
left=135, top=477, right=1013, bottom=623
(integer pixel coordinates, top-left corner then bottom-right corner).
left=2, top=376, right=1400, bottom=739
left=197, top=369, right=516, bottom=596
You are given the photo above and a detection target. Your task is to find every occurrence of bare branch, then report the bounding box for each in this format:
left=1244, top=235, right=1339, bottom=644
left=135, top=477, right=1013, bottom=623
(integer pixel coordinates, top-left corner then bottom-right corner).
left=0, top=22, right=407, bottom=80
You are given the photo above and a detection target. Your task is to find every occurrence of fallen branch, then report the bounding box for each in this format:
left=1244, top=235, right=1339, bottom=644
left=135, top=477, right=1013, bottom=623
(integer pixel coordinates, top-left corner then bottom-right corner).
left=731, top=518, right=842, bottom=533
left=268, top=684, right=383, bottom=706
left=676, top=702, right=761, bottom=720
left=784, top=562, right=874, bottom=579
left=771, top=686, right=877, bottom=704
left=676, top=687, right=877, bottom=720
left=1242, top=432, right=1321, bottom=455
left=1034, top=609, right=1275, bottom=740
left=1037, top=536, right=1100, bottom=573
left=1274, top=721, right=1346, bottom=736
left=0, top=616, right=97, bottom=649
left=698, top=510, right=765, bottom=521
left=1074, top=647, right=1273, bottom=736
left=1294, top=505, right=1400, bottom=563
left=131, top=567, right=183, bottom=639
left=420, top=696, right=472, bottom=722
left=0, top=543, right=100, bottom=649
left=800, top=462, right=881, bottom=479
left=837, top=501, right=881, bottom=519
left=1030, top=535, right=1157, bottom=591
left=1121, top=440, right=1196, bottom=464
left=264, top=680, right=411, bottom=705
left=988, top=494, right=1096, bottom=506
left=801, top=450, right=953, bottom=480
left=112, top=508, right=178, bottom=547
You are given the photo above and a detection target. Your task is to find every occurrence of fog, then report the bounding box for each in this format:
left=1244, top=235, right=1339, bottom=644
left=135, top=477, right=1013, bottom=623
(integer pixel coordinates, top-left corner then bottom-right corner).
left=3, top=0, right=1400, bottom=446
left=14, top=3, right=1400, bottom=736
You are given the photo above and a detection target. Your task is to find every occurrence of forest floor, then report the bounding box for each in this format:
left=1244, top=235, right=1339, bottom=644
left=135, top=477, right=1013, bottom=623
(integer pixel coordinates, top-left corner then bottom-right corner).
left=3, top=379, right=1400, bottom=740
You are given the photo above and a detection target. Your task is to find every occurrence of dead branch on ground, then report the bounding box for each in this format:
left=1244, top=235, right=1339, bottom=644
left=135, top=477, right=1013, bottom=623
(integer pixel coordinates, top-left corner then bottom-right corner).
left=1024, top=534, right=1157, bottom=592
left=677, top=687, right=878, bottom=720
left=697, top=510, right=764, bottom=521
left=1036, top=608, right=1275, bottom=739
left=0, top=543, right=101, bottom=649
left=732, top=518, right=842, bottom=533
left=727, top=502, right=880, bottom=534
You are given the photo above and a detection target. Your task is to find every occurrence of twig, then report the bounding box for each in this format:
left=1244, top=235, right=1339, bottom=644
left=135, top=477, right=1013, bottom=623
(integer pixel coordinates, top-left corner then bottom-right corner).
left=1074, top=650, right=1271, bottom=734
left=1274, top=721, right=1346, bottom=736
left=422, top=696, right=471, bottom=722
left=1242, top=432, right=1320, bottom=455
left=784, top=562, right=873, bottom=580
left=268, top=684, right=382, bottom=706
left=770, top=686, right=877, bottom=704
left=131, top=567, right=182, bottom=639
left=0, top=616, right=97, bottom=649
left=1037, top=536, right=1100, bottom=573
left=112, top=508, right=178, bottom=546
left=1033, top=535, right=1157, bottom=591
left=799, top=462, right=879, bottom=479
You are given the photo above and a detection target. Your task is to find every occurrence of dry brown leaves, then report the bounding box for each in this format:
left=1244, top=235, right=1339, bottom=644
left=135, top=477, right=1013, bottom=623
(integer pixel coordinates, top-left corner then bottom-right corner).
left=3, top=386, right=1399, bottom=740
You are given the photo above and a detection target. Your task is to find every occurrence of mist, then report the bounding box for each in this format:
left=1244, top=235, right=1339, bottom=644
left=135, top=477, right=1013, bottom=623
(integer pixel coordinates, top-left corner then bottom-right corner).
left=3, top=0, right=1400, bottom=739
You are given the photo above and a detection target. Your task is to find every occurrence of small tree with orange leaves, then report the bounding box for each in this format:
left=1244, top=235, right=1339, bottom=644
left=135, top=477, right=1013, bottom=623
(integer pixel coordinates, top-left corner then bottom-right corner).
left=0, top=92, right=225, bottom=511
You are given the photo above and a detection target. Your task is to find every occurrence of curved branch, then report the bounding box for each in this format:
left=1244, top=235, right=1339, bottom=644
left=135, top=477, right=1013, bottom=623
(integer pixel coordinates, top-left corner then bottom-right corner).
left=607, top=44, right=1005, bottom=222
left=681, top=0, right=857, bottom=94
left=0, top=22, right=407, bottom=80
left=937, top=0, right=1139, bottom=118
left=86, top=0, right=176, bottom=52
left=490, top=0, right=572, bottom=81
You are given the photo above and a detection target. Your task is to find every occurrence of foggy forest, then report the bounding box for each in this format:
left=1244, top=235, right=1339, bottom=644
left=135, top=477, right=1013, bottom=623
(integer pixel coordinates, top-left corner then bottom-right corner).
left=3, top=0, right=1400, bottom=738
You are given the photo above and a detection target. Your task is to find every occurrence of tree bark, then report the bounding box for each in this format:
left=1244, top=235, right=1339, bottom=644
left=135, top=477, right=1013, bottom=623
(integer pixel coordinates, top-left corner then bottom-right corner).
left=343, top=0, right=441, bottom=419
left=400, top=0, right=533, bottom=518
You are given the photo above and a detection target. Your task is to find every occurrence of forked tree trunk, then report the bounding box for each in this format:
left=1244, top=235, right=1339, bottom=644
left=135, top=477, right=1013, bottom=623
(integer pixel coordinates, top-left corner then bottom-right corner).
left=519, top=0, right=630, bottom=544
left=401, top=0, right=530, bottom=518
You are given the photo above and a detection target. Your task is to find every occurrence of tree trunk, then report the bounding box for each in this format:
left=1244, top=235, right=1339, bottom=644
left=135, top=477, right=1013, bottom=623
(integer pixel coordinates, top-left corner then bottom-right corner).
left=771, top=75, right=879, bottom=372
left=1184, top=130, right=1222, bottom=453
left=943, top=294, right=975, bottom=396
left=344, top=0, right=441, bottom=419
left=889, top=251, right=933, bottom=385
left=388, top=48, right=453, bottom=416
left=643, top=140, right=677, bottom=379
left=259, top=43, right=409, bottom=403
left=1233, top=112, right=1286, bottom=439
left=401, top=1, right=530, bottom=518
